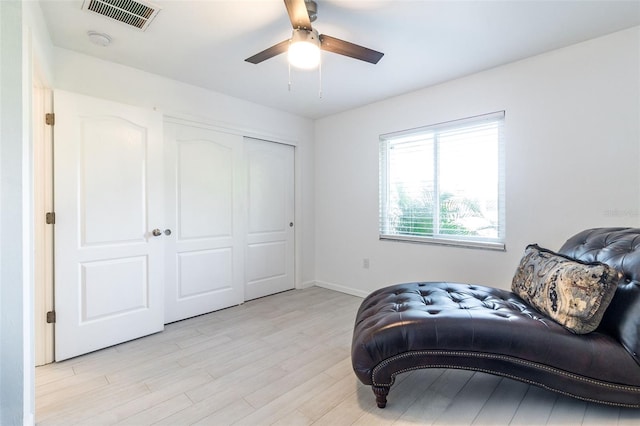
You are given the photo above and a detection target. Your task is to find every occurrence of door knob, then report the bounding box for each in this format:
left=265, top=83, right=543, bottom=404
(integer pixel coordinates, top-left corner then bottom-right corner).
left=152, top=229, right=162, bottom=237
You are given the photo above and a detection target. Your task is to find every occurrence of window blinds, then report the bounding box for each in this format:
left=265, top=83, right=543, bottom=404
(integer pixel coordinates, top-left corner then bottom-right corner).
left=380, top=111, right=505, bottom=250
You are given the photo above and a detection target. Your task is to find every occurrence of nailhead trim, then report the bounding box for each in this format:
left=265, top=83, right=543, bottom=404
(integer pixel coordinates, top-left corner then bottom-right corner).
left=371, top=350, right=640, bottom=408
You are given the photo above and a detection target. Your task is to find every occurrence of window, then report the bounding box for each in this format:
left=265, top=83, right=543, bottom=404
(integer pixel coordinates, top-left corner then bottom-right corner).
left=379, top=111, right=505, bottom=250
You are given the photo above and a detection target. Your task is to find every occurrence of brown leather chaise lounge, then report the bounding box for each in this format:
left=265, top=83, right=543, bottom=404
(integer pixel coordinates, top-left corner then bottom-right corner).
left=351, top=227, right=640, bottom=408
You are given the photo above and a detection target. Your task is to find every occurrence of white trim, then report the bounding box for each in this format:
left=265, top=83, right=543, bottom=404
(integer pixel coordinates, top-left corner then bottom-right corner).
left=380, top=110, right=506, bottom=140
left=33, top=62, right=54, bottom=366
left=314, top=280, right=368, bottom=299
left=298, top=280, right=316, bottom=290
left=380, top=234, right=506, bottom=251
left=163, top=113, right=298, bottom=148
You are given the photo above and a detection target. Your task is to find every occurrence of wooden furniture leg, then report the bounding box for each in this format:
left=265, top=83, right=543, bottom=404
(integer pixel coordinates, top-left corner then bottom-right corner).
left=372, top=386, right=389, bottom=408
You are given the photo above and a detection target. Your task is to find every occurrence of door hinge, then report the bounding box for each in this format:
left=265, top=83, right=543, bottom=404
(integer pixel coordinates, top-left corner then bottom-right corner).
left=46, top=311, right=56, bottom=324
left=45, top=113, right=55, bottom=126
left=46, top=212, right=55, bottom=224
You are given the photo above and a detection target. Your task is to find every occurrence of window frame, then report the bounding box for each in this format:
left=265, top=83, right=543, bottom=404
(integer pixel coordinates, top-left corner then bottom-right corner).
left=379, top=111, right=506, bottom=251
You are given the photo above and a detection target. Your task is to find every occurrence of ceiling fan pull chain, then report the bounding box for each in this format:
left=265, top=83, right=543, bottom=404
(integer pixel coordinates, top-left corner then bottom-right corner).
left=288, top=62, right=292, bottom=92
left=318, top=55, right=323, bottom=99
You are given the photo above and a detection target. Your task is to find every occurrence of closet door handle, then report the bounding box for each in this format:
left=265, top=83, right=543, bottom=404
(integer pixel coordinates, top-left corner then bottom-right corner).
left=151, top=229, right=162, bottom=237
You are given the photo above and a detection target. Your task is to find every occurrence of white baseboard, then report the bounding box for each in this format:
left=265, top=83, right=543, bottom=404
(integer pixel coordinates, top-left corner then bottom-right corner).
left=23, top=412, right=34, bottom=426
left=313, top=280, right=368, bottom=299
left=298, top=280, right=316, bottom=290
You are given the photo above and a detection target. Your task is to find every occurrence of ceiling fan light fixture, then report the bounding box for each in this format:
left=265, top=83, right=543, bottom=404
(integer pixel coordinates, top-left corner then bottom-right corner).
left=288, top=28, right=321, bottom=70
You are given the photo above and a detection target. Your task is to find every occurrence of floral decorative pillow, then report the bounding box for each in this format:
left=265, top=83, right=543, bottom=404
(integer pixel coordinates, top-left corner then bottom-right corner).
left=511, top=244, right=621, bottom=334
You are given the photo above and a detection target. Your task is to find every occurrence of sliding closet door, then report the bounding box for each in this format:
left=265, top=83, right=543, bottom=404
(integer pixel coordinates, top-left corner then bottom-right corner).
left=245, top=138, right=295, bottom=300
left=164, top=121, right=244, bottom=323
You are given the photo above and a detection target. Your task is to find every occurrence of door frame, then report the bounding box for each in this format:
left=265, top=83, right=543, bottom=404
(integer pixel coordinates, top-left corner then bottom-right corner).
left=33, top=64, right=54, bottom=366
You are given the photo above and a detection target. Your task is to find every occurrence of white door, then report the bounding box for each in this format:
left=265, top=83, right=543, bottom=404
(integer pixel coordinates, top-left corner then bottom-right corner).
left=54, top=90, right=164, bottom=361
left=245, top=139, right=295, bottom=300
left=163, top=121, right=244, bottom=323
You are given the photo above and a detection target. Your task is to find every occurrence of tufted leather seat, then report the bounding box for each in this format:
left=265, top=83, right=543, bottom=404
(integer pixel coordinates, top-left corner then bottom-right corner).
left=351, top=228, right=640, bottom=408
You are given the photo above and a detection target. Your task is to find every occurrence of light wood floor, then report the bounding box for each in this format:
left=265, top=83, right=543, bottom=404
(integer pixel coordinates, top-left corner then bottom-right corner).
left=36, top=286, right=640, bottom=425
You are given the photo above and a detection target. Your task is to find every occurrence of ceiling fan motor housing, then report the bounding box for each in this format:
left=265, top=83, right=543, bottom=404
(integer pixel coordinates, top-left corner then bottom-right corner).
left=291, top=28, right=320, bottom=47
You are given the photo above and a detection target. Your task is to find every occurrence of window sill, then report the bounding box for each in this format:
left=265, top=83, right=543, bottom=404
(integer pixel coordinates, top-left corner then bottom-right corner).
left=379, top=234, right=506, bottom=251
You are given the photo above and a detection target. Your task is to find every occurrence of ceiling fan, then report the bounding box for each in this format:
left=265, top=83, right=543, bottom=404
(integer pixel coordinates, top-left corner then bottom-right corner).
left=245, top=0, right=384, bottom=68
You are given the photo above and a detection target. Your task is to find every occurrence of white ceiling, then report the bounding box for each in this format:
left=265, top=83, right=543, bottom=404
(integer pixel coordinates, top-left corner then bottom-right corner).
left=39, top=0, right=640, bottom=119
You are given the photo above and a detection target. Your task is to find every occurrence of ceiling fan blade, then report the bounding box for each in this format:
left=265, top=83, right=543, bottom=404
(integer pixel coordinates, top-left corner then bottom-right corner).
left=284, top=0, right=312, bottom=30
left=245, top=39, right=290, bottom=64
left=319, top=34, right=384, bottom=64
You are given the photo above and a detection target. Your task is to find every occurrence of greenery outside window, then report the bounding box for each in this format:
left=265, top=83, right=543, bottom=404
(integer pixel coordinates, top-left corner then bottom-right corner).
left=379, top=111, right=505, bottom=250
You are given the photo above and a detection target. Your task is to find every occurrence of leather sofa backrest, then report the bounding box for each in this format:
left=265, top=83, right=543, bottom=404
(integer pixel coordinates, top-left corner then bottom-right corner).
left=559, top=227, right=640, bottom=365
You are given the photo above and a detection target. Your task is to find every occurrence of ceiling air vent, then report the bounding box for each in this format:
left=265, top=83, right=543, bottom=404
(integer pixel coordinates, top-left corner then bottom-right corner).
left=82, top=0, right=161, bottom=31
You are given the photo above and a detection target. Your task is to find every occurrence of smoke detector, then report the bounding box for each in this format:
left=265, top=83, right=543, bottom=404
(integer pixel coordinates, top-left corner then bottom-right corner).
left=87, top=31, right=112, bottom=47
left=82, top=0, right=161, bottom=31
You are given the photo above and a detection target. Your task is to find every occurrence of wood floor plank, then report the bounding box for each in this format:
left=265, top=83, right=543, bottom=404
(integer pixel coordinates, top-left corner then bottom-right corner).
left=509, top=385, right=558, bottom=425
left=184, top=362, right=289, bottom=405
left=36, top=382, right=150, bottom=426
left=115, top=393, right=193, bottom=425
left=546, top=395, right=587, bottom=425
left=36, top=375, right=109, bottom=410
left=271, top=408, right=314, bottom=426
left=67, top=369, right=211, bottom=425
left=152, top=386, right=249, bottom=425
left=392, top=369, right=473, bottom=425
left=311, top=384, right=376, bottom=426
left=471, top=377, right=529, bottom=425
left=243, top=352, right=346, bottom=409
left=581, top=402, right=620, bottom=426
left=190, top=398, right=256, bottom=426
left=34, top=364, right=76, bottom=388
left=233, top=372, right=337, bottom=425
left=70, top=342, right=182, bottom=377
left=84, top=382, right=199, bottom=424
left=324, top=357, right=355, bottom=380
left=295, top=375, right=361, bottom=422
left=430, top=371, right=502, bottom=425
left=618, top=406, right=640, bottom=425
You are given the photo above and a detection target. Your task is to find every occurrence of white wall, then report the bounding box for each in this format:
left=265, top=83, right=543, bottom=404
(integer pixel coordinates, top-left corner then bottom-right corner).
left=314, top=27, right=640, bottom=297
left=0, top=2, right=25, bottom=423
left=52, top=47, right=316, bottom=288
left=1, top=0, right=56, bottom=423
